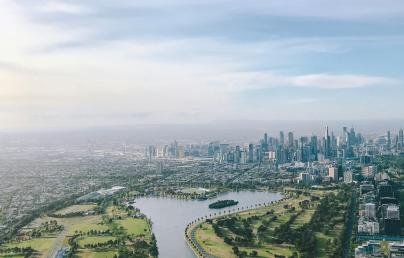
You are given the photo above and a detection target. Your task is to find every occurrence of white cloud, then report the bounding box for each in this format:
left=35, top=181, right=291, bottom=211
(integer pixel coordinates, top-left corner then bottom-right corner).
left=0, top=0, right=402, bottom=130
left=38, top=1, right=91, bottom=14
left=207, top=72, right=396, bottom=92
left=291, top=74, right=396, bottom=89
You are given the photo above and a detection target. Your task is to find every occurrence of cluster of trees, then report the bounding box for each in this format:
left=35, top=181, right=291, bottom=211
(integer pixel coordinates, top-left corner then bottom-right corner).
left=273, top=211, right=301, bottom=243
left=0, top=246, right=35, bottom=257
left=83, top=239, right=120, bottom=249
left=275, top=190, right=352, bottom=258
left=27, top=220, right=64, bottom=238
left=86, top=229, right=112, bottom=236
left=209, top=199, right=239, bottom=209
left=111, top=235, right=157, bottom=258
left=232, top=246, right=258, bottom=258
left=212, top=216, right=255, bottom=247
left=50, top=211, right=90, bottom=218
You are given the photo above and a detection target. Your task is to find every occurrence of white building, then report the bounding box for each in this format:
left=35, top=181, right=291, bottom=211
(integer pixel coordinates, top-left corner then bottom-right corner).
left=386, top=205, right=400, bottom=220
left=328, top=166, right=338, bottom=181
left=365, top=203, right=376, bottom=219
left=344, top=170, right=353, bottom=183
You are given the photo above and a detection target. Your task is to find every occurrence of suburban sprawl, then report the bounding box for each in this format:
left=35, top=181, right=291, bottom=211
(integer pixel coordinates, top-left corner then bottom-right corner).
left=0, top=126, right=404, bottom=257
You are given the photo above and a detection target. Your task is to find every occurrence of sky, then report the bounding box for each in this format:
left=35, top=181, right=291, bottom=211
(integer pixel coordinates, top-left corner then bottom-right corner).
left=1, top=0, right=404, bottom=130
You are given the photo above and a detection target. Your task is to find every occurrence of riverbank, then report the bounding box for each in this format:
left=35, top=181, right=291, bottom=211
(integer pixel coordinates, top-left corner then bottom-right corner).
left=189, top=187, right=352, bottom=258
left=185, top=196, right=289, bottom=258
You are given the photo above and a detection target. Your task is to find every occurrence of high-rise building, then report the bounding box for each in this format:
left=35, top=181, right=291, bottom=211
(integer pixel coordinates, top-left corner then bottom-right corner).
left=343, top=126, right=348, bottom=145
left=310, top=135, right=318, bottom=160
left=362, top=166, right=377, bottom=178
left=288, top=132, right=294, bottom=148
left=325, top=126, right=331, bottom=158
left=387, top=130, right=391, bottom=150
left=399, top=128, right=404, bottom=150
left=344, top=170, right=353, bottom=183
left=261, top=133, right=269, bottom=152
left=280, top=131, right=285, bottom=146
left=386, top=205, right=400, bottom=220
left=365, top=203, right=376, bottom=219
left=248, top=144, right=254, bottom=163
left=328, top=166, right=338, bottom=181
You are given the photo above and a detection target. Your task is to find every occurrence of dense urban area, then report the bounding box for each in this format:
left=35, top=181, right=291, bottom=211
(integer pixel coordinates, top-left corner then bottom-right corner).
left=0, top=125, right=403, bottom=258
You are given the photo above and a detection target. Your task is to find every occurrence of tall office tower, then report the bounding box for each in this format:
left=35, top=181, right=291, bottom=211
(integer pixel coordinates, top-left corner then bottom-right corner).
left=328, top=166, right=338, bottom=181
left=255, top=146, right=262, bottom=162
left=163, top=145, right=169, bottom=157
left=399, top=128, right=404, bottom=150
left=348, top=127, right=356, bottom=146
left=310, top=135, right=318, bottom=160
left=235, top=146, right=241, bottom=163
left=325, top=126, right=331, bottom=158
left=248, top=144, right=254, bottom=163
left=387, top=130, right=391, bottom=150
left=343, top=126, right=348, bottom=144
left=280, top=131, right=285, bottom=146
left=288, top=132, right=294, bottom=148
left=262, top=133, right=269, bottom=152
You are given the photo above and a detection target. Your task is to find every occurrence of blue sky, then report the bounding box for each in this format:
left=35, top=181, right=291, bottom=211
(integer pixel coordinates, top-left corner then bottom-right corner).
left=0, top=0, right=403, bottom=129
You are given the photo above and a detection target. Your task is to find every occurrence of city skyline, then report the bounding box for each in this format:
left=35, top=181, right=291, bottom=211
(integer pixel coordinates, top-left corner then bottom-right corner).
left=1, top=0, right=404, bottom=130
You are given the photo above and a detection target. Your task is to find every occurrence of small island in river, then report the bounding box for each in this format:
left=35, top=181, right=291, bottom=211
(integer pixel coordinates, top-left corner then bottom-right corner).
left=208, top=199, right=239, bottom=209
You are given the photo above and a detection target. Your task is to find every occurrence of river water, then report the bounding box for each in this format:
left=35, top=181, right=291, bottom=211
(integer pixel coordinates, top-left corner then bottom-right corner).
left=134, top=191, right=283, bottom=258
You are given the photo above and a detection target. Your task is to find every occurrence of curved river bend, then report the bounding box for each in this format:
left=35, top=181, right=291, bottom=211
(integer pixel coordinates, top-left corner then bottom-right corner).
left=134, top=191, right=283, bottom=258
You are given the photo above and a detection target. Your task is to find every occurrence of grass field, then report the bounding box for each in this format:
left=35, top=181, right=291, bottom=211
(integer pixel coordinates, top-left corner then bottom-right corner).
left=194, top=191, right=329, bottom=257
left=195, top=223, right=236, bottom=258
left=194, top=196, right=308, bottom=257
left=54, top=204, right=97, bottom=216
left=77, top=250, right=117, bottom=258
left=116, top=218, right=149, bottom=236
left=77, top=236, right=116, bottom=248
left=106, top=206, right=127, bottom=218
left=6, top=237, right=56, bottom=254
left=2, top=202, right=151, bottom=258
left=66, top=216, right=108, bottom=235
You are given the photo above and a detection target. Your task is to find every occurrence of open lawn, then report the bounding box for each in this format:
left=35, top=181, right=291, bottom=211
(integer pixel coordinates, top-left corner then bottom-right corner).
left=66, top=216, right=108, bottom=235
left=106, top=206, right=127, bottom=218
left=6, top=237, right=56, bottom=254
left=55, top=204, right=97, bottom=216
left=116, top=218, right=149, bottom=236
left=77, top=249, right=117, bottom=258
left=195, top=223, right=236, bottom=258
left=194, top=196, right=308, bottom=257
left=2, top=203, right=152, bottom=258
left=193, top=190, right=348, bottom=258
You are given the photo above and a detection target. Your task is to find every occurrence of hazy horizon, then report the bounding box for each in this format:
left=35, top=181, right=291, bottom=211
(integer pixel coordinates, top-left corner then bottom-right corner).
left=1, top=0, right=404, bottom=130
left=1, top=119, right=403, bottom=147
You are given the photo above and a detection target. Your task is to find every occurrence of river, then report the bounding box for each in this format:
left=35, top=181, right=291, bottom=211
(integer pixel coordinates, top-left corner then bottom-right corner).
left=134, top=191, right=283, bottom=258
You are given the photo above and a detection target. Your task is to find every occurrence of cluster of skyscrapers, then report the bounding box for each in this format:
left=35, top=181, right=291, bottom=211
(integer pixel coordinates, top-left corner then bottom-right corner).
left=209, top=126, right=366, bottom=165
left=145, top=127, right=404, bottom=167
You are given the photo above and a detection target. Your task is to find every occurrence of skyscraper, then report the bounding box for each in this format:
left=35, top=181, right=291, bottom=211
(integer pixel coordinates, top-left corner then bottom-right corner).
left=288, top=132, right=294, bottom=148
left=387, top=130, right=391, bottom=150
left=280, top=131, right=285, bottom=146
left=310, top=135, right=318, bottom=161
left=262, top=133, right=269, bottom=152
left=248, top=144, right=254, bottom=163
left=325, top=126, right=331, bottom=158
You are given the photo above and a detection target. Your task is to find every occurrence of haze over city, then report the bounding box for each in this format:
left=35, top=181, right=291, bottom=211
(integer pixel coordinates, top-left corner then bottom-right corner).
left=1, top=0, right=404, bottom=131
